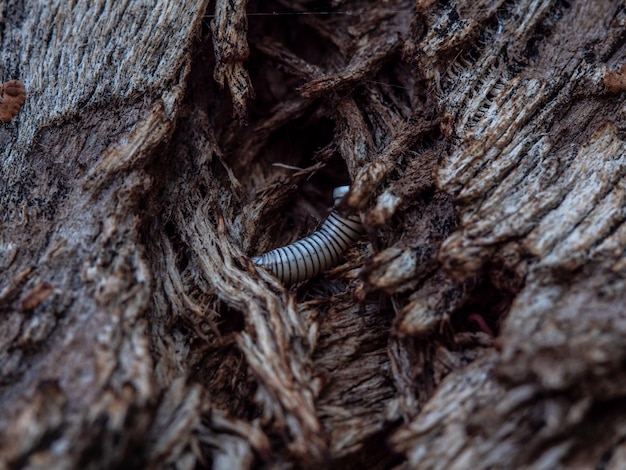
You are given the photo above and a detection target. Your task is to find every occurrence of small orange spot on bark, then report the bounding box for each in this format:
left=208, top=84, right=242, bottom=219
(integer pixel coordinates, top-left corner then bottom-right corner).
left=0, top=79, right=26, bottom=123
left=21, top=282, right=54, bottom=311
left=603, top=64, right=626, bottom=93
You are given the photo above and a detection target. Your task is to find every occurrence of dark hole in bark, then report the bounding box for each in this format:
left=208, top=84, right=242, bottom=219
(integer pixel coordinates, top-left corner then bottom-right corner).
left=216, top=300, right=246, bottom=335
left=452, top=276, right=516, bottom=338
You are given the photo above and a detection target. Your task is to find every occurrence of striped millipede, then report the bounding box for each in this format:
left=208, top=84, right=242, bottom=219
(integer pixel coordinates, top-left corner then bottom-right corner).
left=252, top=186, right=364, bottom=283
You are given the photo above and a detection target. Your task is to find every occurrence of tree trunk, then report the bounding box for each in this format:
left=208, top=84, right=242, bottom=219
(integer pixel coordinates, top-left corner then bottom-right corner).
left=1, top=0, right=625, bottom=468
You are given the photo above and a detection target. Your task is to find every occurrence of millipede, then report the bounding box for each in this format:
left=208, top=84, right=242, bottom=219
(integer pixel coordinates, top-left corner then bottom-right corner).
left=253, top=186, right=364, bottom=283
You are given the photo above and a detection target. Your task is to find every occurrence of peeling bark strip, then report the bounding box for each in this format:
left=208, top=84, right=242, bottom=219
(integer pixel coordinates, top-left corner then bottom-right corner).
left=253, top=186, right=364, bottom=283
left=1, top=0, right=626, bottom=468
left=211, top=0, right=254, bottom=123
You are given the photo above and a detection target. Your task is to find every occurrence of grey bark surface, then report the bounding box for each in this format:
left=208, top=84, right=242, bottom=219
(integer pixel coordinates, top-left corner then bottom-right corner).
left=1, top=0, right=626, bottom=469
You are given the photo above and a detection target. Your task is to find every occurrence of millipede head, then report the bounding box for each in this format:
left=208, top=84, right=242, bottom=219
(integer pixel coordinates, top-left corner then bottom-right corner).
left=332, top=185, right=350, bottom=206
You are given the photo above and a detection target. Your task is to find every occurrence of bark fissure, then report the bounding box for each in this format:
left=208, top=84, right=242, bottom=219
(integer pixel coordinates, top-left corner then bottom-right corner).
left=1, top=0, right=625, bottom=468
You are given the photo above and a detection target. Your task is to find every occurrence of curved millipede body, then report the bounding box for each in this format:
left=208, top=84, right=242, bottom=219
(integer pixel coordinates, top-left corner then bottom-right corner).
left=253, top=186, right=364, bottom=283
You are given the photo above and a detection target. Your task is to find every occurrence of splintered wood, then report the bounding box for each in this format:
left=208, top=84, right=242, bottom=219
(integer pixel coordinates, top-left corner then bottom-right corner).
left=211, top=0, right=254, bottom=124
left=1, top=0, right=626, bottom=469
left=0, top=80, right=25, bottom=122
left=391, top=1, right=626, bottom=469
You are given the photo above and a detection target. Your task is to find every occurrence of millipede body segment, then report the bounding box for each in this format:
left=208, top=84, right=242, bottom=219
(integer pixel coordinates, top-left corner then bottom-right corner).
left=252, top=186, right=364, bottom=283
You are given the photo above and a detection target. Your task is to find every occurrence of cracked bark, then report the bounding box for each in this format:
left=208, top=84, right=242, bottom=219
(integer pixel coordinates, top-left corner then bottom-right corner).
left=1, top=1, right=625, bottom=468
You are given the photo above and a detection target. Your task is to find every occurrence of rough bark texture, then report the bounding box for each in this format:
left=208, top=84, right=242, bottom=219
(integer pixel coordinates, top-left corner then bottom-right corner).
left=1, top=0, right=625, bottom=468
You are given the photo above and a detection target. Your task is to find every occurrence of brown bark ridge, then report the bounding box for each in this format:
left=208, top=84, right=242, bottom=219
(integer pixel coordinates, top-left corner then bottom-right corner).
left=1, top=0, right=625, bottom=468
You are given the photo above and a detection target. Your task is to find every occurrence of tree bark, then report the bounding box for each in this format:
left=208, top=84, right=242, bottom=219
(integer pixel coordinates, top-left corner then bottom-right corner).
left=1, top=0, right=625, bottom=468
